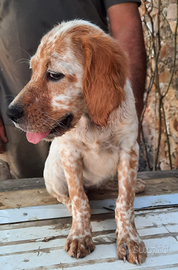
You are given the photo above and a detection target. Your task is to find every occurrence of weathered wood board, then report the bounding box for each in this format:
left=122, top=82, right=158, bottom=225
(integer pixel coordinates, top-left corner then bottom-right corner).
left=0, top=207, right=178, bottom=269
left=0, top=171, right=178, bottom=269
left=0, top=193, right=178, bottom=224
left=0, top=175, right=178, bottom=210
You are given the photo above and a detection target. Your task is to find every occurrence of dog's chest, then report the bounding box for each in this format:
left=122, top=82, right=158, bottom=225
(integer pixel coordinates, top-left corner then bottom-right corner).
left=82, top=142, right=119, bottom=184
left=74, top=119, right=120, bottom=184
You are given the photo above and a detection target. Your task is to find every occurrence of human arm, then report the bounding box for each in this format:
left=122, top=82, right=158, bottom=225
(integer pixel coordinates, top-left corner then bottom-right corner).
left=0, top=115, right=8, bottom=153
left=107, top=3, right=147, bottom=141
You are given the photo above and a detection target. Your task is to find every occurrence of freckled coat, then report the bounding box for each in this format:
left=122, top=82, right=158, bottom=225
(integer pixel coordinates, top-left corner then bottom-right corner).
left=9, top=20, right=147, bottom=263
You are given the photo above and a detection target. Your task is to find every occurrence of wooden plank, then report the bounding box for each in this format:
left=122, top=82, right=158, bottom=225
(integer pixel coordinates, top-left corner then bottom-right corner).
left=0, top=216, right=173, bottom=245
left=1, top=207, right=178, bottom=269
left=0, top=208, right=172, bottom=234
left=1, top=240, right=178, bottom=270
left=87, top=177, right=178, bottom=200
left=1, top=177, right=178, bottom=210
left=47, top=260, right=178, bottom=270
left=0, top=189, right=57, bottom=209
left=0, top=194, right=178, bottom=224
left=136, top=177, right=178, bottom=197
left=0, top=170, right=178, bottom=192
left=0, top=178, right=45, bottom=192
left=0, top=212, right=114, bottom=231
left=137, top=170, right=178, bottom=180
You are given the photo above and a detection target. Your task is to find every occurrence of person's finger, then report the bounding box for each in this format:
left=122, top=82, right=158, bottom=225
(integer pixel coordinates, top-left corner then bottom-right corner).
left=0, top=145, right=4, bottom=154
left=0, top=117, right=8, bottom=143
left=0, top=127, right=8, bottom=143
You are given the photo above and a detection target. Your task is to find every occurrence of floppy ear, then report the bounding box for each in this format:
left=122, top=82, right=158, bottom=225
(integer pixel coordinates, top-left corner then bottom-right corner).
left=82, top=33, right=128, bottom=126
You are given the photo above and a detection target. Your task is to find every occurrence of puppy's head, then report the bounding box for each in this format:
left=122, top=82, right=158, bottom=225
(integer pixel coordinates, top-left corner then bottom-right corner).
left=7, top=20, right=128, bottom=144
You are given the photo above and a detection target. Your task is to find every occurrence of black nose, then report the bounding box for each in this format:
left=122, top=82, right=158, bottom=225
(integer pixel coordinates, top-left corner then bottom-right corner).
left=7, top=105, right=24, bottom=123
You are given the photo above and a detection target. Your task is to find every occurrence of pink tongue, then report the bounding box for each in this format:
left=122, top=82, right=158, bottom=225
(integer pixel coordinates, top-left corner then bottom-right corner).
left=26, top=131, right=50, bottom=144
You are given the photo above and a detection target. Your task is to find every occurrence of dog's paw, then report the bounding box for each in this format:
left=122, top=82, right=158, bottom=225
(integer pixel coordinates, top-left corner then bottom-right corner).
left=117, top=236, right=147, bottom=264
left=135, top=179, right=146, bottom=194
left=64, top=234, right=95, bottom=258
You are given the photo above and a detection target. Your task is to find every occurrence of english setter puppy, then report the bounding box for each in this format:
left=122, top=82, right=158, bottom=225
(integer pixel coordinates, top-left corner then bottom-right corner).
left=7, top=20, right=146, bottom=264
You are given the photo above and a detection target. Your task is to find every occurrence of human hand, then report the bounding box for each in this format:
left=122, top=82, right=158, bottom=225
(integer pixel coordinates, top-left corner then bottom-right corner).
left=0, top=116, right=8, bottom=153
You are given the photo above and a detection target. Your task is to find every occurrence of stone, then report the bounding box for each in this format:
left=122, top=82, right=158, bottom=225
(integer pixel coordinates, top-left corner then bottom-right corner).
left=168, top=20, right=177, bottom=33
left=173, top=119, right=178, bottom=131
left=159, top=70, right=171, bottom=83
left=167, top=4, right=177, bottom=20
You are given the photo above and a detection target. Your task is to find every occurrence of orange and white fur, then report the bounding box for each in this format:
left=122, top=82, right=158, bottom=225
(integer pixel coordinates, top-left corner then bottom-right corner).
left=8, top=20, right=146, bottom=263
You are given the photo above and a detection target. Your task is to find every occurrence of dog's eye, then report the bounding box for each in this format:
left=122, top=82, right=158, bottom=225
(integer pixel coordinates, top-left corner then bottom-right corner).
left=47, top=72, right=65, bottom=81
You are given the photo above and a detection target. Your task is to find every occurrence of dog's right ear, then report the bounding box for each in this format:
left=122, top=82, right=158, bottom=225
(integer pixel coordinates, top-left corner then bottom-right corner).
left=81, top=33, right=128, bottom=126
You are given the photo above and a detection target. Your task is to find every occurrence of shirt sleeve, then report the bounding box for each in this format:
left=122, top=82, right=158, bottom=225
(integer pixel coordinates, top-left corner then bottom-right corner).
left=104, top=0, right=141, bottom=10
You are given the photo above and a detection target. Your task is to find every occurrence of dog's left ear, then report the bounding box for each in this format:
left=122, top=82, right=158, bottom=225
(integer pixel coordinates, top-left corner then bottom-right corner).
left=82, top=33, right=128, bottom=126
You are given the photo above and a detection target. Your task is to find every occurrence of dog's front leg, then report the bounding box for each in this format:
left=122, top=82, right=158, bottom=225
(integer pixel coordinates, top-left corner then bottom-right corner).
left=116, top=143, right=147, bottom=264
left=60, top=147, right=95, bottom=258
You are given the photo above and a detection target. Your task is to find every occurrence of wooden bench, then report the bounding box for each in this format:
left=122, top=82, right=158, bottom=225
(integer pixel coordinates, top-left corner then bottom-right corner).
left=0, top=170, right=178, bottom=269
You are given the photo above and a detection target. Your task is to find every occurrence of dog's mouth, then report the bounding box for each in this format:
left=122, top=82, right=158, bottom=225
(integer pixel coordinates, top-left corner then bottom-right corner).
left=26, top=113, right=73, bottom=144
left=49, top=113, right=74, bottom=135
